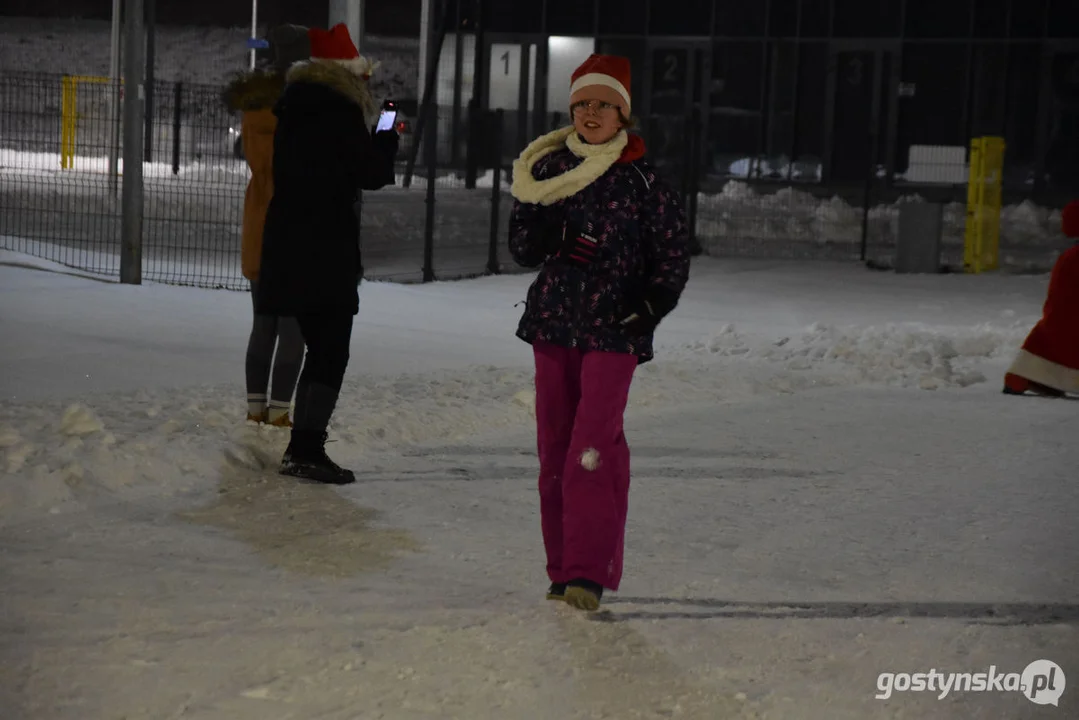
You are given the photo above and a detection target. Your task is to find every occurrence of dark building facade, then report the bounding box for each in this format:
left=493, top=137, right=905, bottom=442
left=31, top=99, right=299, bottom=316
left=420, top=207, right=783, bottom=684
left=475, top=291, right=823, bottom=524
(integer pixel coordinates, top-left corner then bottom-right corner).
left=461, top=0, right=1079, bottom=200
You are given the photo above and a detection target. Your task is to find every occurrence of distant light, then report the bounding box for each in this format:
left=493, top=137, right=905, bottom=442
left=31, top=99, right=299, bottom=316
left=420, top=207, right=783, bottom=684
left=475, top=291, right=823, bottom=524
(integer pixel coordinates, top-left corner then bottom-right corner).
left=548, top=36, right=585, bottom=53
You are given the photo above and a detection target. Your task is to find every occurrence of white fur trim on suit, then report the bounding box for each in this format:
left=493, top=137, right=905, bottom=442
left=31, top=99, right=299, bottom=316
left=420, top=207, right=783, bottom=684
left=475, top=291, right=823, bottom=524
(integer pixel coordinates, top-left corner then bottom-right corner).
left=570, top=73, right=631, bottom=112
left=1007, top=348, right=1079, bottom=394
left=511, top=126, right=628, bottom=206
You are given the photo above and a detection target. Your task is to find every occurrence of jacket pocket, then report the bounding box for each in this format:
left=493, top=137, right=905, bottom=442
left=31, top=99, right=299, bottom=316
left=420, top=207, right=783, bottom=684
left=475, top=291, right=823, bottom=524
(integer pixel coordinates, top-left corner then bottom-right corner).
left=525, top=276, right=553, bottom=320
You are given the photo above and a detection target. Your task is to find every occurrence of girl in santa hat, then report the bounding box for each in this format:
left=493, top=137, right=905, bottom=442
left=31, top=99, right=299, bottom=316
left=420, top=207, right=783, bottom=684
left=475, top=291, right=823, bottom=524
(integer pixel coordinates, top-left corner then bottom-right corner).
left=509, top=54, right=691, bottom=611
left=1003, top=199, right=1079, bottom=398
left=256, top=23, right=399, bottom=485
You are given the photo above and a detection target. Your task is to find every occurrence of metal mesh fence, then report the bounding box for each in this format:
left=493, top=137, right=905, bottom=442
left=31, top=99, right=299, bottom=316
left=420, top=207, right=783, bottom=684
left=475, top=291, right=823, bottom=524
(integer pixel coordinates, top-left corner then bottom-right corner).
left=0, top=72, right=122, bottom=278
left=368, top=104, right=521, bottom=283
left=694, top=183, right=871, bottom=263
left=0, top=69, right=516, bottom=289
left=0, top=72, right=249, bottom=287
left=3, top=42, right=1074, bottom=287
left=142, top=80, right=246, bottom=288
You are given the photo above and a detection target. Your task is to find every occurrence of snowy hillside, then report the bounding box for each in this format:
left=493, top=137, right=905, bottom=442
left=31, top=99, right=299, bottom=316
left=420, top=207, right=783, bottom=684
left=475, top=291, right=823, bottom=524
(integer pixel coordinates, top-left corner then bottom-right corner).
left=0, top=16, right=420, bottom=99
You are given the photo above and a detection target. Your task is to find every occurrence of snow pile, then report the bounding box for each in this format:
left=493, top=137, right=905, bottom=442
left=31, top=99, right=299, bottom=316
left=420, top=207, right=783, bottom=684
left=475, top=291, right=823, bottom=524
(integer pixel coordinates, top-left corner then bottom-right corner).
left=0, top=148, right=248, bottom=180
left=697, top=181, right=1069, bottom=267
left=696, top=182, right=884, bottom=252
left=0, top=365, right=537, bottom=517
left=999, top=200, right=1065, bottom=245
left=1, top=148, right=500, bottom=190
left=883, top=197, right=1065, bottom=252
left=0, top=346, right=900, bottom=518
left=390, top=167, right=500, bottom=191
left=680, top=320, right=1028, bottom=391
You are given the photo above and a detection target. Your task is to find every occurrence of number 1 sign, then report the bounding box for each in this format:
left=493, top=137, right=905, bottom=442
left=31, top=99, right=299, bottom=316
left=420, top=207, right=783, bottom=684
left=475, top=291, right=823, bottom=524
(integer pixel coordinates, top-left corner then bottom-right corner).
left=489, top=43, right=523, bottom=110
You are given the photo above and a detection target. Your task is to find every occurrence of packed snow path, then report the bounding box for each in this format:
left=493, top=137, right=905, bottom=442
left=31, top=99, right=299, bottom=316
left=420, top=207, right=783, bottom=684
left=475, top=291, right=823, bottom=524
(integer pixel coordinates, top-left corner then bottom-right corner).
left=1, top=253, right=1076, bottom=719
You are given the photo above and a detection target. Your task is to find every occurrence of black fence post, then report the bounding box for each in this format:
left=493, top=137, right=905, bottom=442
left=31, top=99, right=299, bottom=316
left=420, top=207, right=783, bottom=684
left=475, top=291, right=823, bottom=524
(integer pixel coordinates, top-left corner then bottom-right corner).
left=405, top=0, right=453, bottom=188
left=144, top=81, right=155, bottom=163
left=143, top=0, right=156, bottom=162
left=422, top=101, right=438, bottom=283
left=465, top=103, right=479, bottom=189
left=465, top=0, right=485, bottom=189
left=355, top=190, right=363, bottom=284
left=687, top=108, right=702, bottom=256
left=860, top=173, right=872, bottom=262
left=171, top=81, right=182, bottom=175
left=487, top=109, right=504, bottom=275
left=451, top=0, right=463, bottom=167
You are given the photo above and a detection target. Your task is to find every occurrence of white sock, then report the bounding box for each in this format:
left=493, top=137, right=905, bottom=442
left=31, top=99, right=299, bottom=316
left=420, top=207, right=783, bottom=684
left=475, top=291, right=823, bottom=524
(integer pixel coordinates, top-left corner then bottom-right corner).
left=267, top=400, right=291, bottom=423
left=247, top=393, right=267, bottom=418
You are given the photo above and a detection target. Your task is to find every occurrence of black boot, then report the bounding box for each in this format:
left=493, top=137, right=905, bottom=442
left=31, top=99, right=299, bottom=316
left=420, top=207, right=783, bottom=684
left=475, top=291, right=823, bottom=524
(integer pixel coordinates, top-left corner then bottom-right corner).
left=546, top=582, right=567, bottom=601
left=280, top=430, right=355, bottom=485
left=564, top=578, right=604, bottom=611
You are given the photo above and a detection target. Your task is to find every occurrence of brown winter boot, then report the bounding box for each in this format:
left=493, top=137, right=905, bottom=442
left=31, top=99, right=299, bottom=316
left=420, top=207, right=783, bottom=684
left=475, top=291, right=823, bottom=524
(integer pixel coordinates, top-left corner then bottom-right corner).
left=266, top=401, right=293, bottom=427
left=267, top=413, right=293, bottom=428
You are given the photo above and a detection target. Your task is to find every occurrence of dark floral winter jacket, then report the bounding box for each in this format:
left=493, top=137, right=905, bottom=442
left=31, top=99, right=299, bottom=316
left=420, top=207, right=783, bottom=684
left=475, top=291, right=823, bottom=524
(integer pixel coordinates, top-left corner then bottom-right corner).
left=509, top=130, right=690, bottom=363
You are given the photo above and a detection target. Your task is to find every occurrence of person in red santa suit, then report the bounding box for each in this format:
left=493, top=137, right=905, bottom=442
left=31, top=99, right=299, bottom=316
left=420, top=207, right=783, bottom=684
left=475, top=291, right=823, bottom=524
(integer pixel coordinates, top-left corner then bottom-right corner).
left=1003, top=199, right=1079, bottom=398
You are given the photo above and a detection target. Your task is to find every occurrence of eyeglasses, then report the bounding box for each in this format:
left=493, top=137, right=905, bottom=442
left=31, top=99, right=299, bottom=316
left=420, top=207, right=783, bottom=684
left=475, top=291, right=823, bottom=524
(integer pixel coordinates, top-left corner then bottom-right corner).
left=571, top=100, right=619, bottom=116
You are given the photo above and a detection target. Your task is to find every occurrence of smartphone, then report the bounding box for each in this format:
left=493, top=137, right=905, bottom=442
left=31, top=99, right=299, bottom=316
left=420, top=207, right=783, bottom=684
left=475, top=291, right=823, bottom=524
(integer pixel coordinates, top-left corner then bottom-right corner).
left=376, top=100, right=398, bottom=133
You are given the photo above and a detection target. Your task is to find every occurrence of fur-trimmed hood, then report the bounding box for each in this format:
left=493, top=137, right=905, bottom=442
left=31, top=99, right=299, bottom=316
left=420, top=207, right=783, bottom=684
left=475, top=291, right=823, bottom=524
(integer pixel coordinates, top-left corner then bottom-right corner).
left=285, top=59, right=378, bottom=122
left=222, top=69, right=286, bottom=112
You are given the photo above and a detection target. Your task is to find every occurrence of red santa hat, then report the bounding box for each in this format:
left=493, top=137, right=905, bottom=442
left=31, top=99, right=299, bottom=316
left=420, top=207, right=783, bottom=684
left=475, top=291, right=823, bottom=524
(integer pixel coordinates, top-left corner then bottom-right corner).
left=1062, top=200, right=1079, bottom=238
left=308, top=23, right=378, bottom=79
left=570, top=54, right=632, bottom=115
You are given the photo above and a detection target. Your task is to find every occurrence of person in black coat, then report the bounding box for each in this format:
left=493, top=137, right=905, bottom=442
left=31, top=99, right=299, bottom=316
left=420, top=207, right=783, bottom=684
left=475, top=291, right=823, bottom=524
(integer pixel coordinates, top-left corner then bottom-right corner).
left=255, top=24, right=399, bottom=485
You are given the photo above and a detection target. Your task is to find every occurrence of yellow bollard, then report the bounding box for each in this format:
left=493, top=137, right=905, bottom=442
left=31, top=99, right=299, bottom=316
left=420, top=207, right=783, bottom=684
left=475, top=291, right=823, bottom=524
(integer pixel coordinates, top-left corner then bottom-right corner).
left=964, top=136, right=1005, bottom=273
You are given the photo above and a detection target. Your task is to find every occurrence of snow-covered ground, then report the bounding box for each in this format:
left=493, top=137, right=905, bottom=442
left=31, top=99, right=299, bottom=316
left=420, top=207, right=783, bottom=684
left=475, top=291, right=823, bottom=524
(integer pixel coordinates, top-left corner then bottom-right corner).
left=1, top=250, right=1077, bottom=719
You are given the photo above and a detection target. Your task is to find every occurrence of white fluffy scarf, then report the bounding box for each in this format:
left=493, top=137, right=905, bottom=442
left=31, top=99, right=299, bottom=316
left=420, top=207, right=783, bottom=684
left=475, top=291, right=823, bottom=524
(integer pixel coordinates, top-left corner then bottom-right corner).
left=510, top=126, right=628, bottom=206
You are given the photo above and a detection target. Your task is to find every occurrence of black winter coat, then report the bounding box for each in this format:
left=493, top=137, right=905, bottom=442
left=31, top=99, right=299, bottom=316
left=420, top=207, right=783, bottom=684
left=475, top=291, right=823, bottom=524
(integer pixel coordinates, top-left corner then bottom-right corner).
left=255, top=60, right=397, bottom=317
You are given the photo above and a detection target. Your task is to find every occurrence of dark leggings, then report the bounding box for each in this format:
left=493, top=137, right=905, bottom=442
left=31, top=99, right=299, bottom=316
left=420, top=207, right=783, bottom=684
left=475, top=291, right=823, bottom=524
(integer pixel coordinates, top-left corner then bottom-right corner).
left=292, top=313, right=354, bottom=435
left=245, top=281, right=305, bottom=404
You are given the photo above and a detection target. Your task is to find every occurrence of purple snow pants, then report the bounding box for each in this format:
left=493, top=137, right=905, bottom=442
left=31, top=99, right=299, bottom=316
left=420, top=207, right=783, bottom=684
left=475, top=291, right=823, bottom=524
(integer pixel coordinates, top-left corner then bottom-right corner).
left=533, top=341, right=638, bottom=591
